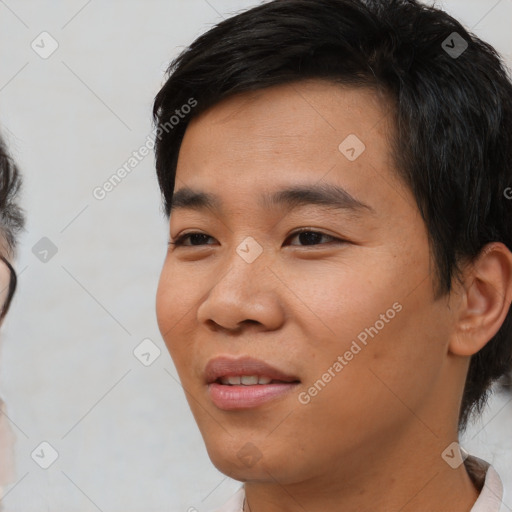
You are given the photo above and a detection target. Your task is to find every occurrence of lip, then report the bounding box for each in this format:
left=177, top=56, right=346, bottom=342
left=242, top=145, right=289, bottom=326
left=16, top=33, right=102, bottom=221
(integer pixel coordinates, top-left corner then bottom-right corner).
left=204, top=356, right=300, bottom=384
left=205, top=356, right=301, bottom=410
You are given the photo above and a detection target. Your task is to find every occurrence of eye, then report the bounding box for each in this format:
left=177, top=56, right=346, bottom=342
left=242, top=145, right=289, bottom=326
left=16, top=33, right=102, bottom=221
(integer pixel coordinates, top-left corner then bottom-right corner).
left=169, top=232, right=215, bottom=247
left=287, top=229, right=342, bottom=246
left=169, top=229, right=345, bottom=248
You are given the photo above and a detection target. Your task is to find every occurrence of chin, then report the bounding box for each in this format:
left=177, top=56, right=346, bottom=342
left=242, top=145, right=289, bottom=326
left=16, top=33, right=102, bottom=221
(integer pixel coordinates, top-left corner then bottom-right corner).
left=206, top=448, right=262, bottom=480
left=205, top=437, right=305, bottom=485
left=211, top=460, right=262, bottom=482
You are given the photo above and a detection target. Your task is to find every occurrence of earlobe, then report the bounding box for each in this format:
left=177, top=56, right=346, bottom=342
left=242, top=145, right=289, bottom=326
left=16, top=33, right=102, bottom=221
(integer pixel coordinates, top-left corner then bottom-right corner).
left=449, top=242, right=512, bottom=357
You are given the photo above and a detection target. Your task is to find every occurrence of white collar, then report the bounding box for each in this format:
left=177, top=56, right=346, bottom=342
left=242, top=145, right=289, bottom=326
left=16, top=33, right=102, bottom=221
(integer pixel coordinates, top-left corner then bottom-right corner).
left=465, top=454, right=504, bottom=512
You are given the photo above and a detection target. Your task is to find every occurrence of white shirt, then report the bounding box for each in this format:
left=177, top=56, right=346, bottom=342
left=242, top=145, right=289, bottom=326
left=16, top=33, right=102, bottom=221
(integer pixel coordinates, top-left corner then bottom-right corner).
left=210, top=455, right=505, bottom=512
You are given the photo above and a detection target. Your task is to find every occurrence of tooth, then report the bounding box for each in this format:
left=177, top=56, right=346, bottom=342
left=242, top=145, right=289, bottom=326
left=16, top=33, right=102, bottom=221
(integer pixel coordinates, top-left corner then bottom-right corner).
left=219, top=375, right=276, bottom=385
left=241, top=375, right=259, bottom=385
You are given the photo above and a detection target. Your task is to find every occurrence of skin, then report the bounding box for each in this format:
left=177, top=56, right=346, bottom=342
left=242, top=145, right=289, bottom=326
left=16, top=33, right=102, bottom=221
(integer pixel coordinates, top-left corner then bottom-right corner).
left=0, top=246, right=12, bottom=322
left=0, top=245, right=16, bottom=490
left=156, top=80, right=512, bottom=512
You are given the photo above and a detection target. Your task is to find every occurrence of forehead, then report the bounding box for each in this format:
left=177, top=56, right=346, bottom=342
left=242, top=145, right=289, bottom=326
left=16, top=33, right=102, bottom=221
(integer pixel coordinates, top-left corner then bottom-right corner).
left=175, top=80, right=409, bottom=216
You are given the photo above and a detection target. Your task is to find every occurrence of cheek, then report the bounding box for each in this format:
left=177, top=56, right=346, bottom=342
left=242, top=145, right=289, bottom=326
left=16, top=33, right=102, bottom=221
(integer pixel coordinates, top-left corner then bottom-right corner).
left=280, top=253, right=405, bottom=353
left=155, top=265, right=173, bottom=338
left=156, top=264, right=200, bottom=389
left=156, top=262, right=192, bottom=350
left=291, top=298, right=448, bottom=461
left=322, top=281, right=449, bottom=427
left=289, top=243, right=444, bottom=405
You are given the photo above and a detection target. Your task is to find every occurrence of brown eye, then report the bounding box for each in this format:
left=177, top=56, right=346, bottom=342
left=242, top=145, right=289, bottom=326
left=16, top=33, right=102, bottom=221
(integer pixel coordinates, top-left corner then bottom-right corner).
left=170, top=233, right=215, bottom=247
left=287, top=230, right=343, bottom=246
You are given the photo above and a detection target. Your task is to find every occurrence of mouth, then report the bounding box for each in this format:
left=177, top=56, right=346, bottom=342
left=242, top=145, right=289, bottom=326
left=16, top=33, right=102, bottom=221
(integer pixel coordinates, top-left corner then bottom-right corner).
left=205, top=356, right=301, bottom=410
left=215, top=375, right=299, bottom=385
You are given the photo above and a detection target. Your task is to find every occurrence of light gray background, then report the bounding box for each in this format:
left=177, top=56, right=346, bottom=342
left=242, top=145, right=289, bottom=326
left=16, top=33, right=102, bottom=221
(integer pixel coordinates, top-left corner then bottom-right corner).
left=0, top=0, right=511, bottom=510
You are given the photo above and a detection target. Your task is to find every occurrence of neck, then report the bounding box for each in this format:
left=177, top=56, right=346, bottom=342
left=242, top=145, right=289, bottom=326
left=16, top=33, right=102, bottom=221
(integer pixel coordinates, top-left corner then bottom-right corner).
left=242, top=428, right=480, bottom=512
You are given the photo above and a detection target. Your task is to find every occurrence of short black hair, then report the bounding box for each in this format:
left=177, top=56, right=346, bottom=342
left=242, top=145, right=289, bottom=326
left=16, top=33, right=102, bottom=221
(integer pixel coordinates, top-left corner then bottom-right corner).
left=0, top=135, right=25, bottom=319
left=153, top=0, right=512, bottom=432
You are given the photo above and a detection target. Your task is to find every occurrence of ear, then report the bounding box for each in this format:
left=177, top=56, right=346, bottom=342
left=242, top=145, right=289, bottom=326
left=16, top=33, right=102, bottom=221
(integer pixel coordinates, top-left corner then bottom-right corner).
left=449, top=242, right=512, bottom=356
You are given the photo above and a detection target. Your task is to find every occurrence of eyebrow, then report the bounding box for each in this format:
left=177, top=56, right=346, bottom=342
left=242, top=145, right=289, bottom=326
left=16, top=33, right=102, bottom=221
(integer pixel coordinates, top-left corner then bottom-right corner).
left=169, top=183, right=375, bottom=216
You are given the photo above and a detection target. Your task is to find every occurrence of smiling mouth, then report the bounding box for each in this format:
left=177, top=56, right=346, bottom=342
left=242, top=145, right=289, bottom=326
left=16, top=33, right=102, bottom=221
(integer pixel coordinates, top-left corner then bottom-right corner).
left=204, top=356, right=301, bottom=409
left=208, top=378, right=301, bottom=410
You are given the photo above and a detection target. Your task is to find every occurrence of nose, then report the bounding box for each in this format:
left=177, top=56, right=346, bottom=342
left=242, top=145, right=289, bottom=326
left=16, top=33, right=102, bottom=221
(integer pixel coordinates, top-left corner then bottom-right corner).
left=196, top=244, right=285, bottom=333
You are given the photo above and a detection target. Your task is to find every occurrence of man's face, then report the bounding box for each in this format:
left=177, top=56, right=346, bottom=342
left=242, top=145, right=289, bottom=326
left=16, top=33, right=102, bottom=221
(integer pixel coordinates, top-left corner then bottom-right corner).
left=156, top=81, right=457, bottom=484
